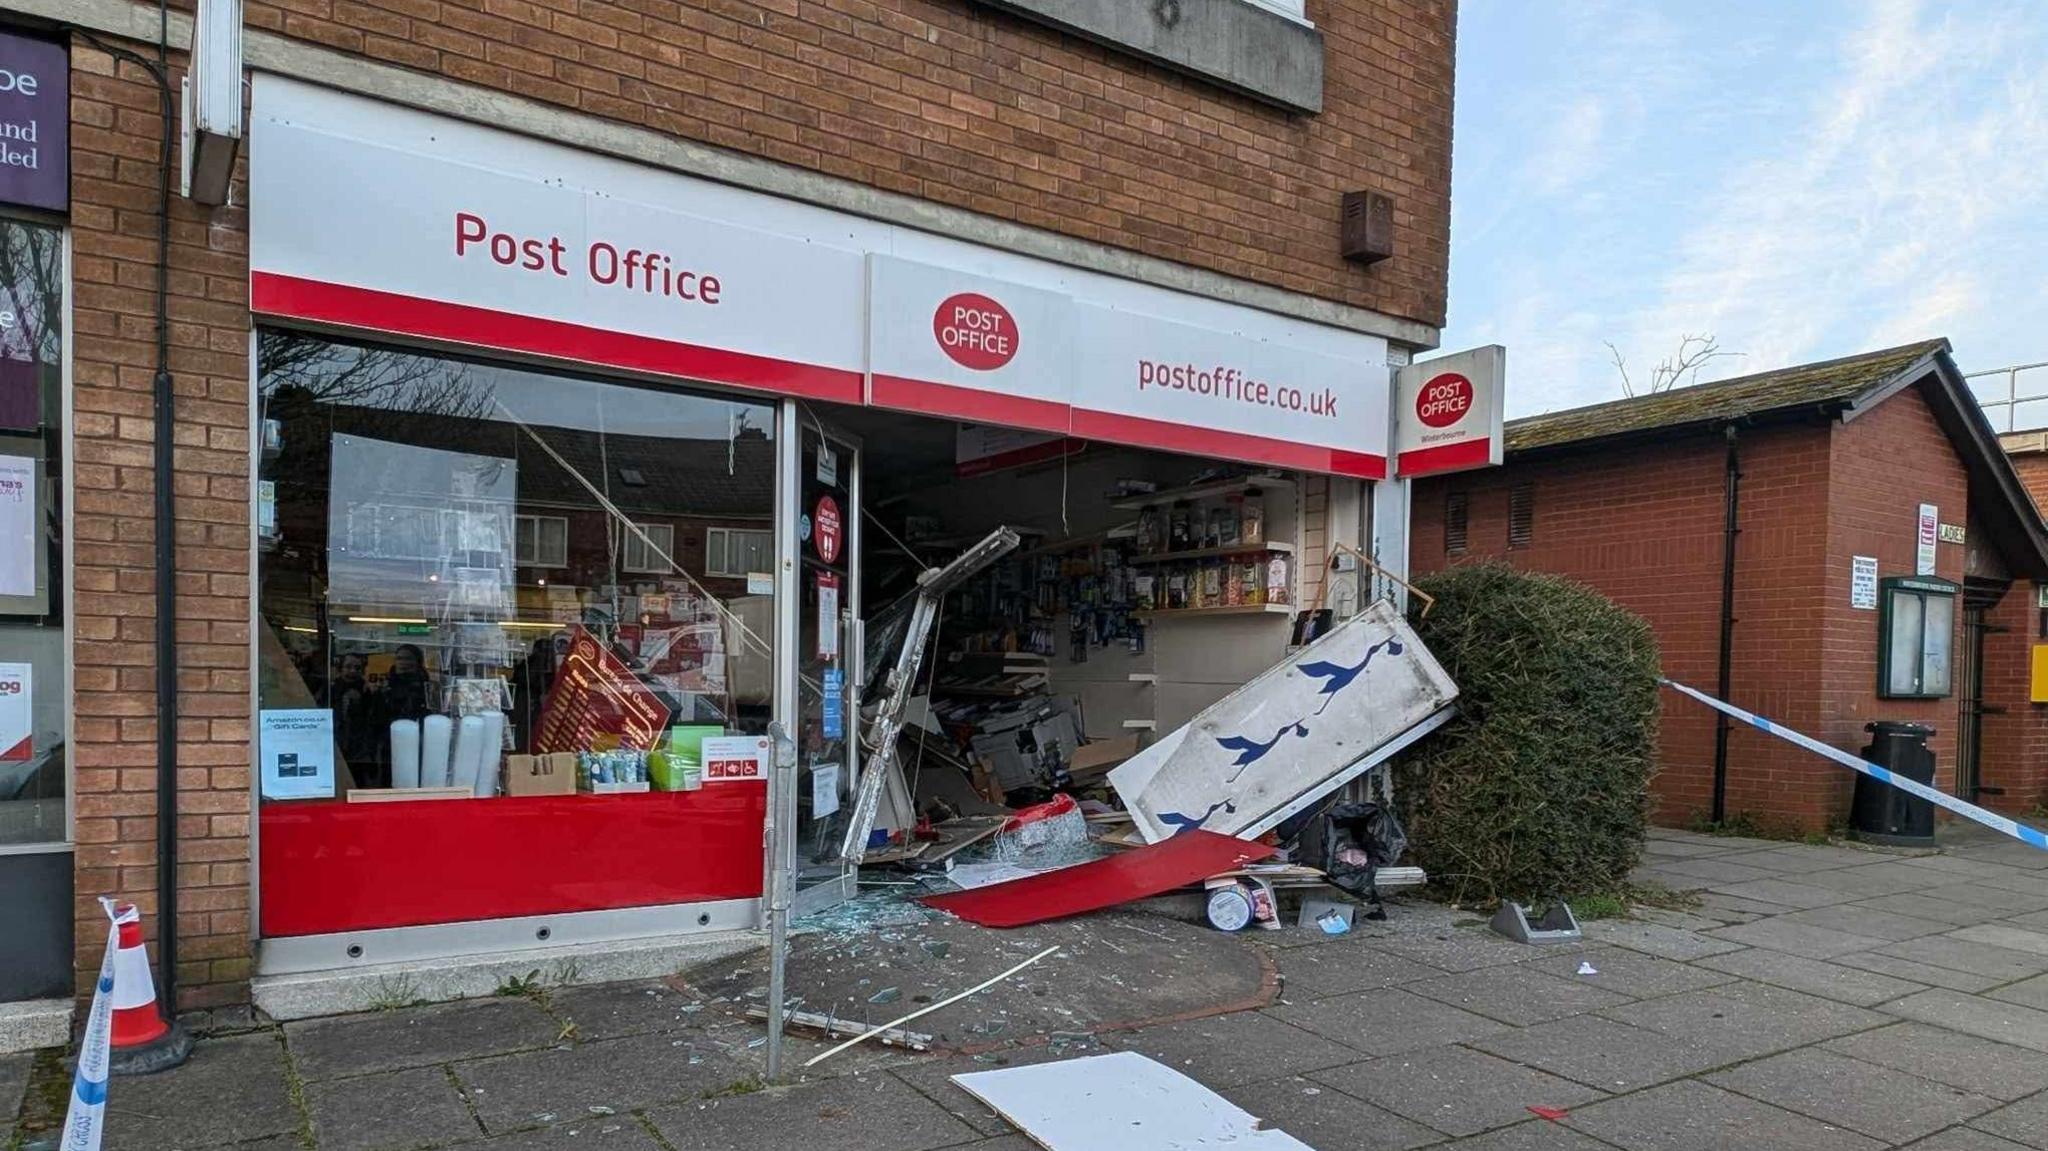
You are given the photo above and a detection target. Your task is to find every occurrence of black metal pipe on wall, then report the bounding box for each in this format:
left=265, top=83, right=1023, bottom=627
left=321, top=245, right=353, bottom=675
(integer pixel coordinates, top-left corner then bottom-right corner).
left=1712, top=426, right=1741, bottom=824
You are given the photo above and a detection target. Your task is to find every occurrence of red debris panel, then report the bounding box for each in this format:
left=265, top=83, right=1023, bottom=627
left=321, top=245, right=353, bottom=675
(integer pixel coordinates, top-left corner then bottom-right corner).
left=920, top=830, right=1276, bottom=928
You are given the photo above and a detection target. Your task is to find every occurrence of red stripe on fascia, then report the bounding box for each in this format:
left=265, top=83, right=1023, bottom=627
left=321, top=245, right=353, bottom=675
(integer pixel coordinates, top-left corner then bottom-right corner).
left=1071, top=408, right=1387, bottom=479
left=250, top=271, right=864, bottom=404
left=869, top=373, right=1072, bottom=436
left=1396, top=437, right=1495, bottom=477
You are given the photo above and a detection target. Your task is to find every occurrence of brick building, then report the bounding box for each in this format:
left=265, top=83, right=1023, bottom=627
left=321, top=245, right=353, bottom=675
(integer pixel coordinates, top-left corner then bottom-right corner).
left=1411, top=340, right=2048, bottom=834
left=0, top=0, right=1459, bottom=1030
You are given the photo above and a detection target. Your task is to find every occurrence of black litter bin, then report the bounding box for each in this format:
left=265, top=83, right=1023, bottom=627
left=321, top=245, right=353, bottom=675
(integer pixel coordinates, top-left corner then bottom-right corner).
left=1851, top=720, right=1937, bottom=847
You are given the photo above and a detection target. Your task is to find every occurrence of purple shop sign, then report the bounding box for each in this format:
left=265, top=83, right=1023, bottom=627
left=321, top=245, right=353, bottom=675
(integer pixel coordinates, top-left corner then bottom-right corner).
left=0, top=31, right=64, bottom=214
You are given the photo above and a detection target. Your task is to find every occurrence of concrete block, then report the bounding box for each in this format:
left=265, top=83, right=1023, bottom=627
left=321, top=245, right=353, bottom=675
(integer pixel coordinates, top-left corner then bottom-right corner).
left=1526, top=947, right=1736, bottom=1000
left=1706, top=878, right=1855, bottom=909
left=1799, top=862, right=1952, bottom=898
left=1470, top=1015, right=1744, bottom=1093
left=1969, top=1090, right=2048, bottom=1150
left=1104, top=1011, right=1363, bottom=1087
left=458, top=1030, right=756, bottom=1135
left=286, top=997, right=562, bottom=1081
left=1950, top=924, right=2048, bottom=958
left=0, top=998, right=70, bottom=1055
left=100, top=1033, right=300, bottom=1150
left=254, top=928, right=761, bottom=1020
left=1276, top=944, right=1440, bottom=1002
left=1875, top=936, right=2048, bottom=982
left=1831, top=950, right=2004, bottom=994
left=1406, top=963, right=1632, bottom=1026
left=1778, top=904, right=1954, bottom=942
left=1704, top=1048, right=1995, bottom=1143
left=1580, top=920, right=1746, bottom=962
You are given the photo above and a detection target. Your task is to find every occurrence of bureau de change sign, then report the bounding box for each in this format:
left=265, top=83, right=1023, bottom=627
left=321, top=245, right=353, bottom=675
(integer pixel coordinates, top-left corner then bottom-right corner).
left=0, top=31, right=64, bottom=214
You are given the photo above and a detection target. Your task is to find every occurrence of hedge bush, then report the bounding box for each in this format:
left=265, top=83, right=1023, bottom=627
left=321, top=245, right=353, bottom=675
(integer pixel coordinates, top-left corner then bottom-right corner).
left=1395, top=562, right=1662, bottom=905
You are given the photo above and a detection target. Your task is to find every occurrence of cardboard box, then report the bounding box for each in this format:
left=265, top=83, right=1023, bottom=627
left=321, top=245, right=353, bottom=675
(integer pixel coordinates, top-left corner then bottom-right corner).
left=1068, top=736, right=1142, bottom=782
left=505, top=752, right=578, bottom=797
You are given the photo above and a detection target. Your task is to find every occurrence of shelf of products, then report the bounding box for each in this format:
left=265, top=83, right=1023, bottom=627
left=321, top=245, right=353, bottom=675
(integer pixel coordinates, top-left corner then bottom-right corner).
left=1110, top=474, right=1295, bottom=511
left=1137, top=603, right=1295, bottom=619
left=1127, top=541, right=1294, bottom=566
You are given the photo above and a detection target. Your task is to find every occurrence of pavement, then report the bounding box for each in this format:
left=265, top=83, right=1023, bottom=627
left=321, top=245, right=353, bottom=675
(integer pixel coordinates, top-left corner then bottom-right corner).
left=10, top=824, right=2048, bottom=1150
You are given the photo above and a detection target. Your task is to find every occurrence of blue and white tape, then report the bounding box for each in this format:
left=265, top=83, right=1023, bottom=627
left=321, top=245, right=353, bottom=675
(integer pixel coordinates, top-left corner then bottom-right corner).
left=61, top=899, right=122, bottom=1151
left=1662, top=679, right=2048, bottom=852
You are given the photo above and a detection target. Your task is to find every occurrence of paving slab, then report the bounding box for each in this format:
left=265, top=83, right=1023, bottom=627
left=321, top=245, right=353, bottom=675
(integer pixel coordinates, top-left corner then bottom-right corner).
left=1103, top=1010, right=1362, bottom=1087
left=548, top=980, right=710, bottom=1042
left=1404, top=963, right=1633, bottom=1026
left=1644, top=837, right=1750, bottom=860
left=1943, top=841, right=2048, bottom=870
left=1883, top=990, right=2048, bottom=1055
left=1579, top=920, right=1746, bottom=962
left=1987, top=973, right=2048, bottom=1013
left=1856, top=893, right=2017, bottom=927
left=1714, top=844, right=1890, bottom=872
left=1704, top=1047, right=1996, bottom=1143
left=1974, top=869, right=2048, bottom=896
left=1900, top=855, right=2034, bottom=881
left=1921, top=882, right=2048, bottom=915
left=1265, top=987, right=1508, bottom=1056
left=1831, top=950, right=2006, bottom=993
left=1630, top=865, right=1713, bottom=892
left=1447, top=1119, right=1619, bottom=1150
left=1875, top=935, right=2048, bottom=982
left=306, top=1065, right=483, bottom=1151
left=884, top=1047, right=1081, bottom=1138
left=470, top=1119, right=664, bottom=1149
left=1273, top=941, right=1441, bottom=1002
left=1707, top=877, right=1859, bottom=909
left=1689, top=891, right=1791, bottom=923
left=102, top=1032, right=300, bottom=1150
left=1524, top=947, right=1736, bottom=999
left=1219, top=1074, right=1440, bottom=1151
left=645, top=1071, right=981, bottom=1151
left=1630, top=907, right=1734, bottom=933
left=1701, top=917, right=1887, bottom=959
left=1360, top=924, right=1568, bottom=973
left=1559, top=1078, right=1882, bottom=1151
left=1, top=1053, right=27, bottom=1147
left=455, top=1030, right=755, bottom=1134
left=1969, top=1090, right=2048, bottom=1149
left=1647, top=831, right=1784, bottom=852
left=1693, top=947, right=1924, bottom=1007
left=286, top=998, right=564, bottom=1081
left=1599, top=982, right=1887, bottom=1059
left=1824, top=1023, right=2048, bottom=1102
left=1904, top=1129, right=2038, bottom=1151
left=1469, top=1015, right=1745, bottom=1093
left=1778, top=903, right=1956, bottom=942
left=1650, top=857, right=1783, bottom=885
left=1952, top=923, right=2048, bottom=958
left=1309, top=1045, right=1605, bottom=1138
left=1801, top=862, right=1955, bottom=899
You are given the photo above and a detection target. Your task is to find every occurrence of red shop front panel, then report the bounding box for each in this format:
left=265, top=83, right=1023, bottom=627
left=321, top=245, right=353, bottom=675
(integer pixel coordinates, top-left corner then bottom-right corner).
left=259, top=789, right=765, bottom=937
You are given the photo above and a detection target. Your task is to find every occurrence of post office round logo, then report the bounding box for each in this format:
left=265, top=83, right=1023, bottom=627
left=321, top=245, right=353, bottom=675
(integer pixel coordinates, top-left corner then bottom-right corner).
left=1417, top=372, right=1474, bottom=429
left=933, top=293, right=1019, bottom=371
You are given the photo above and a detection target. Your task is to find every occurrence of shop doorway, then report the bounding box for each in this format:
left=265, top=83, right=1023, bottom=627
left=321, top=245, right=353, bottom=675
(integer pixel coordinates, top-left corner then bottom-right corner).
left=788, top=417, right=863, bottom=915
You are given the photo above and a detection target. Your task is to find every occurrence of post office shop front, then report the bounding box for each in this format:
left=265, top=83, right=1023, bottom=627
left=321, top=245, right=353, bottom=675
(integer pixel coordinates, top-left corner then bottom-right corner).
left=243, top=77, right=1467, bottom=987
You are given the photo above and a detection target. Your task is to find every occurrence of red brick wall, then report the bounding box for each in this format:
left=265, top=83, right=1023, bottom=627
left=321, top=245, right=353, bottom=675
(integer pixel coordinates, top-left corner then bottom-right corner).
left=2009, top=451, right=2048, bottom=514
left=1818, top=385, right=1969, bottom=807
left=70, top=39, right=256, bottom=1009
left=237, top=0, right=1455, bottom=328
left=1973, top=582, right=2048, bottom=811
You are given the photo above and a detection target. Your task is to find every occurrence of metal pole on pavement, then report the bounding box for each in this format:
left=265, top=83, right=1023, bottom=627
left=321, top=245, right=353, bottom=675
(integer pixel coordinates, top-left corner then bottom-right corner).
left=764, top=722, right=798, bottom=1082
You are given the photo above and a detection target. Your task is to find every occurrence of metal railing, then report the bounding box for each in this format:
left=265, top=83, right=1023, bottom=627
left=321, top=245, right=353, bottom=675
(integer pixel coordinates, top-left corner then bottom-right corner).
left=1969, top=361, right=2048, bottom=434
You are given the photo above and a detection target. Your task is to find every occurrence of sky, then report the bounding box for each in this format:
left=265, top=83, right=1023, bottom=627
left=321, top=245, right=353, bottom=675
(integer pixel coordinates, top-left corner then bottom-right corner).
left=1437, top=0, right=2048, bottom=419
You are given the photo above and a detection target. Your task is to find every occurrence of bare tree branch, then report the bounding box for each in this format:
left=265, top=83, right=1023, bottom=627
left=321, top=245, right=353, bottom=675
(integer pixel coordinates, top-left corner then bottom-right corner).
left=1609, top=333, right=1746, bottom=397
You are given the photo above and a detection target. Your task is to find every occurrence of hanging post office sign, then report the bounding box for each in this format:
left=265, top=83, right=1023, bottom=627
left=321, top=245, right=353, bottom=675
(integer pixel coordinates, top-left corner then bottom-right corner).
left=1394, top=345, right=1505, bottom=478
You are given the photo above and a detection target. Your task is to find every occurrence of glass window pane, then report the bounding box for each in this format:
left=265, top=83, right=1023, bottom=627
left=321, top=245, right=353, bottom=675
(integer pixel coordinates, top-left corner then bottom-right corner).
left=1922, top=593, right=1954, bottom=695
left=706, top=529, right=728, bottom=575
left=1887, top=590, right=1924, bottom=695
left=0, top=218, right=66, bottom=847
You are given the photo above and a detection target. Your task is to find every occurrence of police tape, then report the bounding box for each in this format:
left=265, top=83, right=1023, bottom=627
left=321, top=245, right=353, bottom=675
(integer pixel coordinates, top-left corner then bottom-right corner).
left=1662, top=679, right=2048, bottom=852
left=60, top=900, right=121, bottom=1151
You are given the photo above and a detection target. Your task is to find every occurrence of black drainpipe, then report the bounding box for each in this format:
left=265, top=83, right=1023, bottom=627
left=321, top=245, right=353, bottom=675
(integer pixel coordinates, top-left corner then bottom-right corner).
left=1711, top=426, right=1741, bottom=824
left=82, top=6, right=178, bottom=1007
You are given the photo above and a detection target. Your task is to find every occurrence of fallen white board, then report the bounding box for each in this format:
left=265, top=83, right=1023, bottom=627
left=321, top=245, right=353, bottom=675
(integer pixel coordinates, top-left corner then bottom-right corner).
left=1109, top=598, right=1457, bottom=843
left=952, top=1051, right=1316, bottom=1151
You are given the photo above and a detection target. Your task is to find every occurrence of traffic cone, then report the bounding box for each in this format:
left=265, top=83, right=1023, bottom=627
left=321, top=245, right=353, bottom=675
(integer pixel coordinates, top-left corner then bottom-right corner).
left=105, top=902, right=192, bottom=1075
